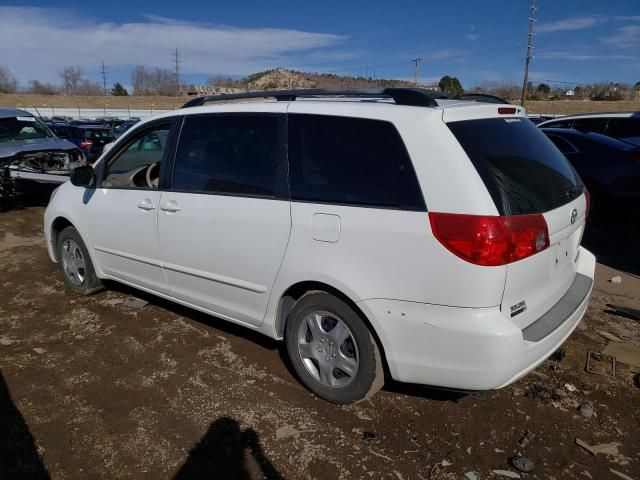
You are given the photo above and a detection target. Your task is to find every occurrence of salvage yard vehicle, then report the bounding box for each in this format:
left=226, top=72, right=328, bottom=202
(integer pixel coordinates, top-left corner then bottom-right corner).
left=0, top=108, right=85, bottom=209
left=541, top=128, right=640, bottom=217
left=44, top=89, right=595, bottom=404
left=538, top=112, right=640, bottom=147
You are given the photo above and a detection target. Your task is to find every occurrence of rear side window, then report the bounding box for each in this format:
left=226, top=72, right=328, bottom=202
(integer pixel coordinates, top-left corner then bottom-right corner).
left=172, top=115, right=287, bottom=198
left=543, top=120, right=572, bottom=129
left=572, top=118, right=608, bottom=134
left=447, top=117, right=583, bottom=215
left=288, top=114, right=425, bottom=210
left=607, top=117, right=640, bottom=141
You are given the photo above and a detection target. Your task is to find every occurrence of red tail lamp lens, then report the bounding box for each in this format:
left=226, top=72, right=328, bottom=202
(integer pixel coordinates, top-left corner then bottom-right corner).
left=428, top=212, right=550, bottom=266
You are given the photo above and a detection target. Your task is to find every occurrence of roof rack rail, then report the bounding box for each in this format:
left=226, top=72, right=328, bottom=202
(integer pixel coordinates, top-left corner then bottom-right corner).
left=181, top=88, right=451, bottom=109
left=454, top=93, right=511, bottom=104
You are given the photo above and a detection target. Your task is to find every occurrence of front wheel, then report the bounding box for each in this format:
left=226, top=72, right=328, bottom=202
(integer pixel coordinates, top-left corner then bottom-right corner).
left=285, top=292, right=384, bottom=404
left=57, top=226, right=103, bottom=295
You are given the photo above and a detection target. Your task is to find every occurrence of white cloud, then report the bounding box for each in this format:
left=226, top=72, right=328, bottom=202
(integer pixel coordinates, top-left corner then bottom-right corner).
left=600, top=25, right=640, bottom=48
left=536, top=50, right=635, bottom=61
left=537, top=16, right=603, bottom=33
left=0, top=6, right=346, bottom=83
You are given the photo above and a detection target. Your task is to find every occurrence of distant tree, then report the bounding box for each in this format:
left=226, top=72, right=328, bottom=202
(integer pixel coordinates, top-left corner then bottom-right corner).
left=75, top=80, right=103, bottom=96
left=635, top=81, right=640, bottom=89
left=60, top=66, right=84, bottom=95
left=0, top=66, right=17, bottom=93
left=207, top=75, right=237, bottom=88
left=27, top=80, right=59, bottom=95
left=438, top=75, right=464, bottom=95
left=536, top=83, right=551, bottom=95
left=111, top=82, right=128, bottom=96
left=131, top=65, right=176, bottom=95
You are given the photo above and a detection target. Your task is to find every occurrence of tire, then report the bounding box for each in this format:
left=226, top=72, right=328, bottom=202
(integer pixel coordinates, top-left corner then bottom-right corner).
left=285, top=292, right=384, bottom=404
left=56, top=226, right=103, bottom=295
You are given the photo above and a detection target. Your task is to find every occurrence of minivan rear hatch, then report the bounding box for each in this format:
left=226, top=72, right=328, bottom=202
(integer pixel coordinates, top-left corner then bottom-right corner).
left=446, top=116, right=588, bottom=334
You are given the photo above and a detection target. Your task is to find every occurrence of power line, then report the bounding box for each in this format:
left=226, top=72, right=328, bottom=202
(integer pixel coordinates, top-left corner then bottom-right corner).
left=100, top=61, right=108, bottom=96
left=411, top=57, right=422, bottom=86
left=173, top=47, right=181, bottom=96
left=520, top=0, right=536, bottom=107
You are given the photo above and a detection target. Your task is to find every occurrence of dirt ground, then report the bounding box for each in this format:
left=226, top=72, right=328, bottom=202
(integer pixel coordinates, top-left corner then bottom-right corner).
left=0, top=204, right=639, bottom=480
left=1, top=93, right=639, bottom=116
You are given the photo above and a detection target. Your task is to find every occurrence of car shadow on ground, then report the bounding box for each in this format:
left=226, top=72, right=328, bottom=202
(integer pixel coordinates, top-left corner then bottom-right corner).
left=582, top=218, right=640, bottom=277
left=105, top=281, right=472, bottom=404
left=103, top=281, right=282, bottom=353
left=0, top=181, right=57, bottom=212
left=0, top=371, right=50, bottom=480
left=172, top=416, right=283, bottom=480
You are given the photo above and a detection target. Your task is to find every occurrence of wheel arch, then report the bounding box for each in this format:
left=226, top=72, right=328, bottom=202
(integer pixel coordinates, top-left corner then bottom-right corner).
left=275, top=280, right=391, bottom=379
left=50, top=216, right=75, bottom=261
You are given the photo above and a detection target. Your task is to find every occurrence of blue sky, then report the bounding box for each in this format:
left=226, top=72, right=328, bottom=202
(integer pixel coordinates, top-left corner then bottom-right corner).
left=0, top=1, right=638, bottom=90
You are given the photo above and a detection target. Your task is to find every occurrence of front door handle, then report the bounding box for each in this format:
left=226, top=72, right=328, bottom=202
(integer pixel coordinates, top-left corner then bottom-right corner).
left=137, top=199, right=156, bottom=211
left=160, top=200, right=182, bottom=213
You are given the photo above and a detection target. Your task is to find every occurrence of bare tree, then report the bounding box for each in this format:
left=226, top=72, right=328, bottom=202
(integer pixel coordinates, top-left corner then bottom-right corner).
left=0, top=66, right=17, bottom=93
left=75, top=80, right=103, bottom=96
left=131, top=65, right=176, bottom=95
left=27, top=80, right=59, bottom=95
left=469, top=81, right=520, bottom=101
left=60, top=66, right=84, bottom=95
left=207, top=75, right=238, bottom=88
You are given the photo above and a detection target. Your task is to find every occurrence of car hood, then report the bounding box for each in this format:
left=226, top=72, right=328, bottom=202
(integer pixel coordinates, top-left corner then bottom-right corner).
left=0, top=137, right=79, bottom=159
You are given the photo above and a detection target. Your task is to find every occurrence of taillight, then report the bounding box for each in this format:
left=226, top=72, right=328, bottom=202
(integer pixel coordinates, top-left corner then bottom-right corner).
left=584, top=187, right=591, bottom=219
left=498, top=107, right=517, bottom=115
left=80, top=140, right=93, bottom=149
left=428, top=212, right=550, bottom=266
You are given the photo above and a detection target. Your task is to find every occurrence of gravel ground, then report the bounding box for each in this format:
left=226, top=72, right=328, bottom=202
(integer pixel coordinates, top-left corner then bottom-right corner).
left=1, top=205, right=639, bottom=480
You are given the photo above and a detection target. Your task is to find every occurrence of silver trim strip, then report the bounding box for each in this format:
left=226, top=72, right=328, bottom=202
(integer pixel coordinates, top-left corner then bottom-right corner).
left=93, top=245, right=267, bottom=294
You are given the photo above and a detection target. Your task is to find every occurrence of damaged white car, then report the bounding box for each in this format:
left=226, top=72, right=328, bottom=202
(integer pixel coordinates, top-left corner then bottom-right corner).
left=1, top=108, right=85, bottom=207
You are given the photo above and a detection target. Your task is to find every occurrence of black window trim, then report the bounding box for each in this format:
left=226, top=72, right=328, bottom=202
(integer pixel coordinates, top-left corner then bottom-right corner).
left=95, top=117, right=180, bottom=191
left=287, top=112, right=427, bottom=212
left=165, top=112, right=290, bottom=201
left=546, top=133, right=579, bottom=155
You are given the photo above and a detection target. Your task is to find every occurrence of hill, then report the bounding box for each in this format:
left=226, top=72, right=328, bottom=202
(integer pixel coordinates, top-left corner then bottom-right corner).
left=241, top=68, right=416, bottom=90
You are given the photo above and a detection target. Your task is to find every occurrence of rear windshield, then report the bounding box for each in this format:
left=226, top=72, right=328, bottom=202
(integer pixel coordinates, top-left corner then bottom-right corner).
left=83, top=129, right=113, bottom=139
left=447, top=117, right=583, bottom=215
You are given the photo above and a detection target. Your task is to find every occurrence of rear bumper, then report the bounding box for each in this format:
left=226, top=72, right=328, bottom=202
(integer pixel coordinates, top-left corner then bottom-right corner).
left=358, top=246, right=596, bottom=390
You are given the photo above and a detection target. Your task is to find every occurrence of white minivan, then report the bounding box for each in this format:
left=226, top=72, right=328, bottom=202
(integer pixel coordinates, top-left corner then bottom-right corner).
left=44, top=89, right=595, bottom=404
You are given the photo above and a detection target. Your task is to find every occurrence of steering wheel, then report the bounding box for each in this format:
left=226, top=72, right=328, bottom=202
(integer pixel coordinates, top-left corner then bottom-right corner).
left=145, top=162, right=160, bottom=189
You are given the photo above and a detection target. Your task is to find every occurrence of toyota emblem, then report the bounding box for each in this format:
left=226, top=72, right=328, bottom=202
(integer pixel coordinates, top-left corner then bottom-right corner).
left=570, top=208, right=578, bottom=224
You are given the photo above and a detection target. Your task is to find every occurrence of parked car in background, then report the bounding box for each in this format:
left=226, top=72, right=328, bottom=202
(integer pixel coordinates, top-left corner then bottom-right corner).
left=541, top=128, right=640, bottom=217
left=113, top=120, right=139, bottom=138
left=45, top=89, right=595, bottom=404
left=48, top=123, right=115, bottom=162
left=0, top=108, right=84, bottom=208
left=538, top=112, right=640, bottom=146
left=527, top=115, right=556, bottom=125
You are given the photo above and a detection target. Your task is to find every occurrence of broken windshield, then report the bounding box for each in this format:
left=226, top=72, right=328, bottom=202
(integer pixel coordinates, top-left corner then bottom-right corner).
left=0, top=116, right=52, bottom=143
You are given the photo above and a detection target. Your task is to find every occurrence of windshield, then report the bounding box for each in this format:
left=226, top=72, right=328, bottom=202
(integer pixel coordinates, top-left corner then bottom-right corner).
left=447, top=117, right=584, bottom=215
left=0, top=116, right=52, bottom=143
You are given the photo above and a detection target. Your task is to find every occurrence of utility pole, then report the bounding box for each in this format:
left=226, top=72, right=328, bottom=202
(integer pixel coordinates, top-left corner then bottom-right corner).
left=520, top=0, right=537, bottom=108
left=411, top=58, right=422, bottom=86
left=100, top=61, right=108, bottom=96
left=173, top=47, right=181, bottom=97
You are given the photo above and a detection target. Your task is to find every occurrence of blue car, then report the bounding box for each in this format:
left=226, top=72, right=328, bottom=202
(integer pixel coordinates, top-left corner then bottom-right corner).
left=47, top=123, right=115, bottom=162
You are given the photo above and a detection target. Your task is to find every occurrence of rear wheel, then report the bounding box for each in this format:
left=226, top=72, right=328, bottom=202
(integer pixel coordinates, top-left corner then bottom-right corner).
left=285, top=292, right=384, bottom=404
left=57, top=226, right=103, bottom=295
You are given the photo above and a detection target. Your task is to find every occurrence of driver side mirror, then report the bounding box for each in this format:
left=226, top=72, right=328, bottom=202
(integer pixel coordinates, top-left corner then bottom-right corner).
left=70, top=165, right=95, bottom=187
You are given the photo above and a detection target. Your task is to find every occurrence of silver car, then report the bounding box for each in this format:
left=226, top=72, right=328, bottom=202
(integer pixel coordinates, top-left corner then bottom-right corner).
left=1, top=108, right=84, bottom=207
